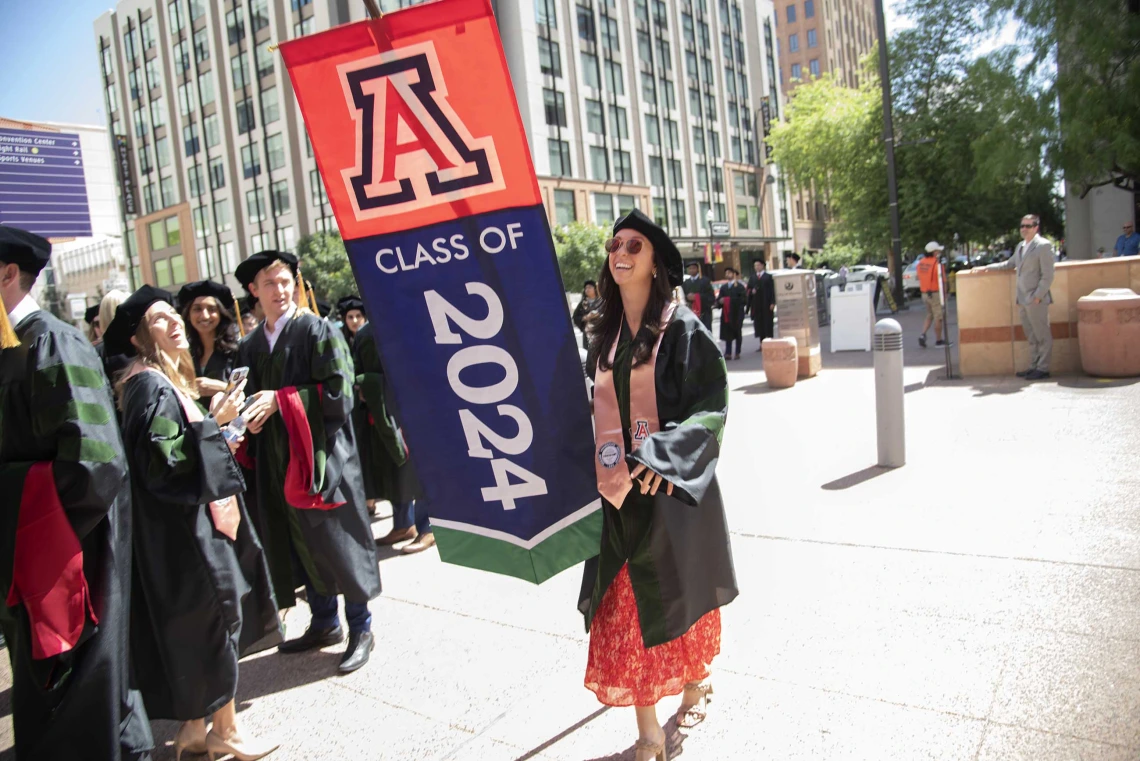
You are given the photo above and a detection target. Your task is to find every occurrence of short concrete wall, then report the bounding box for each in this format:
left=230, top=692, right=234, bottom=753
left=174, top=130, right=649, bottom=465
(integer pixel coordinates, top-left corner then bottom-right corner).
left=957, top=256, right=1140, bottom=375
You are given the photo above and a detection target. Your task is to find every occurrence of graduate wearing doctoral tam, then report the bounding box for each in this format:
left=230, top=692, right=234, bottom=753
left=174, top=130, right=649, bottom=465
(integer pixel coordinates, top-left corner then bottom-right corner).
left=85, top=304, right=101, bottom=328
left=233, top=251, right=381, bottom=614
left=178, top=279, right=240, bottom=389
left=0, top=226, right=154, bottom=760
left=681, top=261, right=716, bottom=330
left=107, top=286, right=282, bottom=721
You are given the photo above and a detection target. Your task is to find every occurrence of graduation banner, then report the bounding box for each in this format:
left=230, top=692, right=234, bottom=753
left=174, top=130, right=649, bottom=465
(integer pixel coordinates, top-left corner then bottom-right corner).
left=280, top=0, right=601, bottom=583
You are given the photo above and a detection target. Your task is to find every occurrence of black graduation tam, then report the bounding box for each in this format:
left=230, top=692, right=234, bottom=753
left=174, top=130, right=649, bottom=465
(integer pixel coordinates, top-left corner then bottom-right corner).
left=612, top=209, right=683, bottom=287
left=85, top=304, right=101, bottom=326
left=0, top=226, right=52, bottom=275
left=242, top=294, right=259, bottom=314
left=103, top=285, right=174, bottom=358
left=583, top=279, right=597, bottom=289
left=178, top=280, right=234, bottom=311
left=234, top=250, right=299, bottom=292
left=316, top=298, right=331, bottom=318
left=786, top=252, right=801, bottom=262
left=685, top=259, right=702, bottom=269
left=337, top=295, right=365, bottom=317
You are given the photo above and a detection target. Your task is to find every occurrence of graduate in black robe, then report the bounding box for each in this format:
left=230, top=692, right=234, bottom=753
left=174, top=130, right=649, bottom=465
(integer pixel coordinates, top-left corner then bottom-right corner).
left=235, top=251, right=381, bottom=675
left=681, top=261, right=715, bottom=330
left=179, top=280, right=242, bottom=406
left=746, top=258, right=776, bottom=349
left=571, top=280, right=602, bottom=351
left=108, top=285, right=281, bottom=760
left=716, top=267, right=748, bottom=359
left=0, top=227, right=153, bottom=761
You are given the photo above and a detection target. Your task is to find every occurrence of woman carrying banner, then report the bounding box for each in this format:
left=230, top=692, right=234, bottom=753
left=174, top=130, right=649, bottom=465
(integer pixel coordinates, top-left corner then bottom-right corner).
left=580, top=209, right=738, bottom=761
left=179, top=280, right=241, bottom=407
left=107, top=286, right=282, bottom=761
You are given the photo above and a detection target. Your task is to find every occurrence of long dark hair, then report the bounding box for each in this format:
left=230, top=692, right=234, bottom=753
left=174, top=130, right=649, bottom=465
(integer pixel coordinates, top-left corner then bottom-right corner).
left=590, top=249, right=675, bottom=371
left=180, top=297, right=240, bottom=362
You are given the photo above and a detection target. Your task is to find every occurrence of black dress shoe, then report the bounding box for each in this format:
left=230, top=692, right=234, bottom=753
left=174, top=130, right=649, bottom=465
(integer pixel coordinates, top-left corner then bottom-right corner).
left=1025, top=369, right=1051, bottom=380
left=278, top=624, right=345, bottom=654
left=338, top=631, right=375, bottom=674
left=1015, top=370, right=1030, bottom=378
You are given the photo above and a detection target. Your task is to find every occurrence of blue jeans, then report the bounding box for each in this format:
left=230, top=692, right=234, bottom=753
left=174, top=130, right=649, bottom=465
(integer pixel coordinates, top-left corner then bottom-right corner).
left=392, top=500, right=432, bottom=535
left=295, top=551, right=372, bottom=634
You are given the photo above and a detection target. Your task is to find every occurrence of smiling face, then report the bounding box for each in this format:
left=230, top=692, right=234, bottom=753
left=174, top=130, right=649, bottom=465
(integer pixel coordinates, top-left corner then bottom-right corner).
left=138, top=301, right=189, bottom=357
left=249, top=261, right=295, bottom=322
left=607, top=229, right=655, bottom=289
left=189, top=295, right=221, bottom=337
left=344, top=309, right=366, bottom=335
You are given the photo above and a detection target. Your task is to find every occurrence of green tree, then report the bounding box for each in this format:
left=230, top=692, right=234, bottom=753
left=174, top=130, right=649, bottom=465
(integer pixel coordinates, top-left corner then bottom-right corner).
left=295, top=232, right=357, bottom=304
left=553, top=221, right=608, bottom=293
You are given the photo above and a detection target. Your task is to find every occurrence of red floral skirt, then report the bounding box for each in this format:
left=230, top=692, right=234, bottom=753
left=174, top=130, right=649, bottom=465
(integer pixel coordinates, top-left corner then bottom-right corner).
left=584, top=564, right=721, bottom=707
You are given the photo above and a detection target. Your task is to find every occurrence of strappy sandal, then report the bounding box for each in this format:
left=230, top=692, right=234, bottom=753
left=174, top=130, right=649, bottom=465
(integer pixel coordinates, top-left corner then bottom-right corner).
left=676, top=681, right=714, bottom=728
left=634, top=733, right=669, bottom=761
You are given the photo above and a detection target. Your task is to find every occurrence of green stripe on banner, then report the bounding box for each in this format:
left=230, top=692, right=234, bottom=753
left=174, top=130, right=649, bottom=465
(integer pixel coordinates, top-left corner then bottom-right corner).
left=433, top=509, right=602, bottom=584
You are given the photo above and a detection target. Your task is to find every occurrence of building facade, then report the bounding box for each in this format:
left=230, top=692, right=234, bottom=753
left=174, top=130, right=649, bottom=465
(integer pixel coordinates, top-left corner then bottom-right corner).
left=94, top=0, right=793, bottom=292
left=773, top=0, right=876, bottom=256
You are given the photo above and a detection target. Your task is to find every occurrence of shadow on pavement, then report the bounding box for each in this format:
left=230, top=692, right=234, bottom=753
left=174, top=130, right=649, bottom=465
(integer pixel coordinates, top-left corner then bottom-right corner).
left=576, top=714, right=691, bottom=761
left=734, top=380, right=780, bottom=395
left=821, top=465, right=895, bottom=491
left=511, top=706, right=611, bottom=761
left=1056, top=375, right=1140, bottom=390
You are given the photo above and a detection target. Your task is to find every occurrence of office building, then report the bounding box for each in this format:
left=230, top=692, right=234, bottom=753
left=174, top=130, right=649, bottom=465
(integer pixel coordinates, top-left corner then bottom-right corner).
left=774, top=0, right=876, bottom=255
left=94, top=0, right=793, bottom=292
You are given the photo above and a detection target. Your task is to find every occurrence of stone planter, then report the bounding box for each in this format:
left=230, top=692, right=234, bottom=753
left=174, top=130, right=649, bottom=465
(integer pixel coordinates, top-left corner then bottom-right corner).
left=762, top=337, right=798, bottom=389
left=1076, top=288, right=1140, bottom=378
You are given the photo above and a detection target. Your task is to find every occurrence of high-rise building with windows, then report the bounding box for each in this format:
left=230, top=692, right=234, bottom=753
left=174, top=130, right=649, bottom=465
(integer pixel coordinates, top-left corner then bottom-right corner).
left=94, top=0, right=793, bottom=292
left=774, top=0, right=876, bottom=256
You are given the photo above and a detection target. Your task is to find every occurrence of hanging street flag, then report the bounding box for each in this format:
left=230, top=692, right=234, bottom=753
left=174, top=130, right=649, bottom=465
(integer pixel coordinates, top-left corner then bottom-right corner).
left=714, top=242, right=724, bottom=264
left=280, top=0, right=601, bottom=584
left=703, top=242, right=712, bottom=265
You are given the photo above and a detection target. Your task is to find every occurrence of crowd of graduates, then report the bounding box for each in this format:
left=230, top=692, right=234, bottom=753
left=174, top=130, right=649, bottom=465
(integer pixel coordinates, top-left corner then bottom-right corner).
left=0, top=228, right=421, bottom=761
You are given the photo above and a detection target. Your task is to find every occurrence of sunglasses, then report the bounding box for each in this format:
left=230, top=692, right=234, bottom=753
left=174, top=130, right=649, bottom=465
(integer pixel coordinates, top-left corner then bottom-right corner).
left=1019, top=223, right=1037, bottom=229
left=605, top=237, right=644, bottom=254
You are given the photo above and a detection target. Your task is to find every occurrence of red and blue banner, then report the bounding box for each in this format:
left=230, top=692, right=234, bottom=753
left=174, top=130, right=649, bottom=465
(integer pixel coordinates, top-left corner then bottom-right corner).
left=280, top=0, right=600, bottom=583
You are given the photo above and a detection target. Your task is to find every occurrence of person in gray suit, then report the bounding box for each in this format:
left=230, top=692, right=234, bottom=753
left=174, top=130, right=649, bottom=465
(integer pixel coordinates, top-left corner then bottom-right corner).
left=986, top=214, right=1055, bottom=380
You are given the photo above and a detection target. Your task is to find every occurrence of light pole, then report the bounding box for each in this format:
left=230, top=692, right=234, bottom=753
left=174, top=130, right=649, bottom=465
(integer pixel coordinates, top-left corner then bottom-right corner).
left=873, top=0, right=904, bottom=307
left=706, top=208, right=714, bottom=272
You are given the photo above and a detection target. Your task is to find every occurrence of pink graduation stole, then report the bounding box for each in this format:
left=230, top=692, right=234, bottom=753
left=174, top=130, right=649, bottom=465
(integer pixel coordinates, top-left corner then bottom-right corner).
left=593, top=302, right=677, bottom=508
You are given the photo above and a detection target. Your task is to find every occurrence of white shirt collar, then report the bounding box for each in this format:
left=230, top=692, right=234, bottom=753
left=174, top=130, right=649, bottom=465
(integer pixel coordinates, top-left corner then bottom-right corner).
left=263, top=302, right=297, bottom=351
left=7, top=295, right=39, bottom=326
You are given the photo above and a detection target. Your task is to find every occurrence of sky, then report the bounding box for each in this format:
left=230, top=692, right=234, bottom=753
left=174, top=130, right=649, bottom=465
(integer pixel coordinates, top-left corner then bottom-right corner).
left=0, top=0, right=1012, bottom=127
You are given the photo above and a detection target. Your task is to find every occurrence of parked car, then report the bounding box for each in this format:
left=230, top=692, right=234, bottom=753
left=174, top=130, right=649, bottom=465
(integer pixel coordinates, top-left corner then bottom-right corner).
left=848, top=264, right=889, bottom=282
left=903, top=259, right=921, bottom=296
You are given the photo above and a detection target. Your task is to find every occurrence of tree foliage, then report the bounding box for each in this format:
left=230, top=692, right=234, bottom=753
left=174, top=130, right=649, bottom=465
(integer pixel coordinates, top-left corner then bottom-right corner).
left=553, top=221, right=608, bottom=293
left=295, top=232, right=357, bottom=304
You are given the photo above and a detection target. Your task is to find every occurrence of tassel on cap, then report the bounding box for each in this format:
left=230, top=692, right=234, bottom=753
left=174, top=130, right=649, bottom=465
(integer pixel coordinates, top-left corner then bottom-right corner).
left=233, top=294, right=246, bottom=338
left=296, top=270, right=314, bottom=315
left=0, top=301, right=19, bottom=349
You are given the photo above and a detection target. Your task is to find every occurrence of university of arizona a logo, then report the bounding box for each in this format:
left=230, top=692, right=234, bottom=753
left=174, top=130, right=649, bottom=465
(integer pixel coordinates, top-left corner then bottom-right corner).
left=337, top=41, right=505, bottom=219
left=631, top=420, right=650, bottom=442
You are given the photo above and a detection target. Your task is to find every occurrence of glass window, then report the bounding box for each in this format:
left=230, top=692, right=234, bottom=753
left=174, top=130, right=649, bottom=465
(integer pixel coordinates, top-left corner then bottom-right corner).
left=189, top=0, right=205, bottom=19
left=547, top=139, right=571, bottom=176
left=236, top=98, right=256, bottom=133
left=810, top=59, right=820, bottom=76
left=214, top=199, right=232, bottom=231
left=662, top=79, right=676, bottom=109
left=310, top=169, right=328, bottom=206
left=538, top=38, right=561, bottom=76
left=553, top=189, right=576, bottom=226
left=731, top=136, right=742, bottom=162
left=641, top=72, right=656, bottom=104
left=250, top=231, right=271, bottom=253
left=645, top=116, right=660, bottom=145
left=145, top=58, right=159, bottom=91
left=150, top=98, right=165, bottom=128
left=634, top=0, right=648, bottom=23
left=156, top=137, right=170, bottom=168
left=585, top=99, right=604, bottom=135
left=577, top=7, right=595, bottom=41
left=601, top=16, right=619, bottom=49
left=609, top=105, right=628, bottom=140
left=251, top=0, right=270, bottom=32
left=617, top=194, right=637, bottom=214
left=666, top=119, right=680, bottom=149
left=169, top=254, right=186, bottom=285
left=143, top=182, right=158, bottom=214
left=589, top=146, right=609, bottom=181
left=581, top=52, right=600, bottom=88
left=604, top=61, right=624, bottom=95
left=172, top=40, right=190, bottom=73
left=267, top=133, right=286, bottom=170
left=692, top=127, right=705, bottom=155
left=138, top=145, right=153, bottom=174
left=204, top=113, right=221, bottom=148
left=241, top=142, right=261, bottom=178
left=737, top=205, right=750, bottom=228
left=696, top=164, right=708, bottom=191
left=669, top=159, right=683, bottom=188
left=255, top=40, right=274, bottom=78
left=276, top=226, right=295, bottom=251
left=178, top=83, right=196, bottom=116
left=188, top=164, right=204, bottom=197
left=141, top=17, right=156, bottom=49
left=649, top=156, right=664, bottom=186
left=165, top=215, right=180, bottom=246
left=184, top=122, right=200, bottom=157
left=246, top=188, right=266, bottom=222
left=789, top=33, right=798, bottom=52
left=231, top=55, right=250, bottom=90
left=671, top=199, right=687, bottom=228
left=535, top=0, right=557, bottom=27
left=543, top=88, right=567, bottom=127
left=638, top=31, right=652, bottom=64
left=786, top=3, right=796, bottom=23
left=614, top=150, right=632, bottom=183
left=593, top=193, right=615, bottom=226
left=804, top=0, right=814, bottom=18
left=153, top=258, right=172, bottom=287
left=226, top=6, right=245, bottom=44
left=198, top=73, right=215, bottom=106
left=168, top=0, right=185, bottom=32
left=261, top=86, right=280, bottom=124
left=148, top=219, right=167, bottom=251
left=193, top=27, right=209, bottom=63
left=652, top=196, right=667, bottom=225
left=807, top=29, right=817, bottom=48
left=686, top=51, right=698, bottom=77
left=708, top=129, right=721, bottom=158
left=208, top=156, right=225, bottom=189
left=791, top=63, right=802, bottom=79
left=293, top=16, right=314, bottom=38
left=271, top=180, right=290, bottom=217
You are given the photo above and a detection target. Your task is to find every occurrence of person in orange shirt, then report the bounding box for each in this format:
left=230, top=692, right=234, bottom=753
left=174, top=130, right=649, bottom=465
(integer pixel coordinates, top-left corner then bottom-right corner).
left=916, top=241, right=947, bottom=348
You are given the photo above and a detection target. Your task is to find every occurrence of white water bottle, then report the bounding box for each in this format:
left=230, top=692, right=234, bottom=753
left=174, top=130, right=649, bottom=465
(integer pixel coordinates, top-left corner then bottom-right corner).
left=223, top=416, right=247, bottom=446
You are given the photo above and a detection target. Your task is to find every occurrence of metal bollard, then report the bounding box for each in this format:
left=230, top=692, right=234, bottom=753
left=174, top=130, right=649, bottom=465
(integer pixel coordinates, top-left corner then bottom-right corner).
left=873, top=318, right=905, bottom=467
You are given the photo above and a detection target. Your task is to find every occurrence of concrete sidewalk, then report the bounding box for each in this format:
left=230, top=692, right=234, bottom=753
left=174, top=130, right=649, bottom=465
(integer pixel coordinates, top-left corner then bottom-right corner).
left=4, top=299, right=1140, bottom=761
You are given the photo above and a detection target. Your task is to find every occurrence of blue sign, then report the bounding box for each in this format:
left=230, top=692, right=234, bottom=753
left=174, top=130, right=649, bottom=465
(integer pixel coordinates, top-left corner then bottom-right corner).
left=0, top=128, right=92, bottom=237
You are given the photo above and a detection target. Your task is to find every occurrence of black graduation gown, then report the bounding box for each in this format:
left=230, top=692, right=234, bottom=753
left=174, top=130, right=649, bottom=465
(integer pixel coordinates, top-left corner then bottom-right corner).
left=572, top=297, right=602, bottom=350
left=120, top=370, right=281, bottom=720
left=717, top=280, right=748, bottom=342
left=682, top=277, right=716, bottom=330
left=96, top=339, right=130, bottom=384
left=351, top=323, right=421, bottom=505
left=0, top=311, right=153, bottom=760
left=747, top=272, right=776, bottom=340
left=579, top=307, right=738, bottom=648
left=235, top=310, right=381, bottom=609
